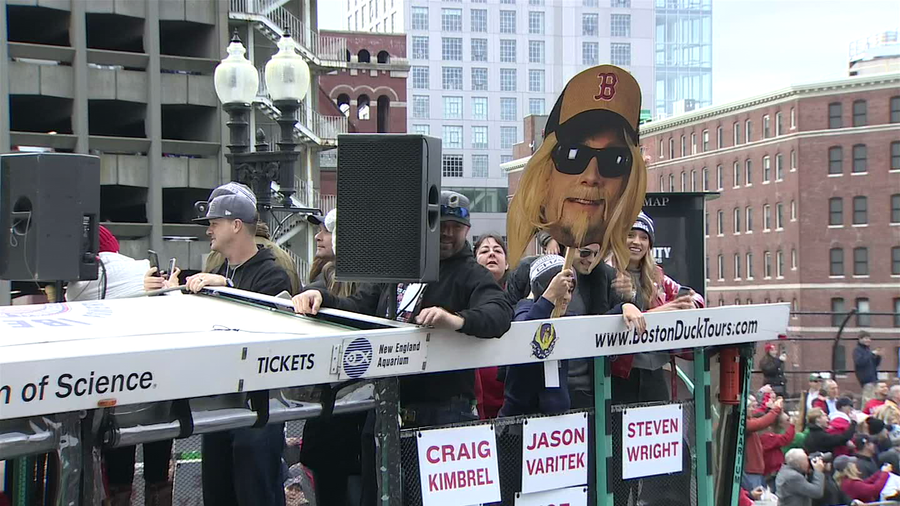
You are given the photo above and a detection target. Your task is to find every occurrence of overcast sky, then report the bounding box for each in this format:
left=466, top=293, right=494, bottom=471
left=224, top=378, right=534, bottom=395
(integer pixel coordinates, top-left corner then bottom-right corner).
left=317, top=0, right=900, bottom=106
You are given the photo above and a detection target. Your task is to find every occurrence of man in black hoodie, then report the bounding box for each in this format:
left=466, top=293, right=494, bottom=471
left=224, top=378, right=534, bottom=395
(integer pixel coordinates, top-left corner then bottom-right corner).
left=190, top=183, right=293, bottom=506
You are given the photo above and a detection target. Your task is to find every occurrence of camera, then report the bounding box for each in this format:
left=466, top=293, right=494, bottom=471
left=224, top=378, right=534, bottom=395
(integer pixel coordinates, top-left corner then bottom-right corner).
left=809, top=452, right=832, bottom=463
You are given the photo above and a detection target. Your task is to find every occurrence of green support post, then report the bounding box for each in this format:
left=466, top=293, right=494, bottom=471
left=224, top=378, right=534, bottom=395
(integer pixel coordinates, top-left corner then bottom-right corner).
left=730, top=348, right=754, bottom=505
left=693, top=348, right=714, bottom=506
left=593, top=357, right=613, bottom=505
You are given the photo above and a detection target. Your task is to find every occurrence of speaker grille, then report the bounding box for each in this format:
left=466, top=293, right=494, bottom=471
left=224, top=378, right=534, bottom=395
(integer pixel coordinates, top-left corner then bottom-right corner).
left=336, top=135, right=437, bottom=282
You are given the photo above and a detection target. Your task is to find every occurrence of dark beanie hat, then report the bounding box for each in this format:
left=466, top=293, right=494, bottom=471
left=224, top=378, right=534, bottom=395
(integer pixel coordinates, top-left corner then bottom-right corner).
left=529, top=255, right=564, bottom=300
left=632, top=211, right=655, bottom=247
left=867, top=417, right=886, bottom=435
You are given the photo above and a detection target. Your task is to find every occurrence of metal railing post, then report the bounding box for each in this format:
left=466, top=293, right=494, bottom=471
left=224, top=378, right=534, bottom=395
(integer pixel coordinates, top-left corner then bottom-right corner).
left=693, top=348, right=714, bottom=506
left=374, top=377, right=402, bottom=506
left=593, top=357, right=613, bottom=505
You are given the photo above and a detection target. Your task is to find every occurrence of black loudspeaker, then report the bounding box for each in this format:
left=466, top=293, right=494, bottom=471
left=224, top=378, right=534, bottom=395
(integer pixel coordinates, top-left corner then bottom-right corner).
left=335, top=134, right=441, bottom=283
left=0, top=153, right=101, bottom=281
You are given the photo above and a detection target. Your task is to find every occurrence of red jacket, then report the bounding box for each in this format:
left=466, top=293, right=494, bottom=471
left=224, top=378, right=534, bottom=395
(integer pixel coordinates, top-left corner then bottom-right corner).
left=738, top=488, right=754, bottom=506
left=826, top=414, right=854, bottom=456
left=761, top=423, right=795, bottom=476
left=812, top=396, right=830, bottom=415
left=840, top=470, right=889, bottom=503
left=864, top=398, right=886, bottom=415
left=475, top=367, right=504, bottom=419
left=745, top=406, right=782, bottom=475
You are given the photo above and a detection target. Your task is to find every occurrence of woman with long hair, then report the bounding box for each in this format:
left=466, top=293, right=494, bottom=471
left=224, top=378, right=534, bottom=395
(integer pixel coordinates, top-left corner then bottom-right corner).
left=473, top=233, right=509, bottom=419
left=834, top=457, right=891, bottom=503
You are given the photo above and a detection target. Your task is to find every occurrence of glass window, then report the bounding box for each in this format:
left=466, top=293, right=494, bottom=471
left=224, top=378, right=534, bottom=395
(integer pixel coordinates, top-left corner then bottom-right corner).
left=775, top=112, right=782, bottom=136
left=852, top=196, right=867, bottom=225
left=745, top=120, right=752, bottom=142
left=852, top=144, right=867, bottom=173
left=582, top=13, right=598, bottom=36
left=746, top=207, right=753, bottom=232
left=734, top=254, right=741, bottom=279
left=471, top=126, right=488, bottom=149
left=716, top=210, right=723, bottom=235
left=411, top=66, right=429, bottom=89
left=828, top=146, right=842, bottom=175
left=892, top=142, right=900, bottom=170
left=529, top=11, right=545, bottom=34
left=763, top=115, right=770, bottom=138
left=853, top=247, right=868, bottom=276
left=472, top=155, right=489, bottom=178
left=529, top=98, right=545, bottom=115
left=764, top=204, right=771, bottom=230
left=680, top=172, right=686, bottom=192
left=529, top=40, right=545, bottom=63
left=894, top=298, right=900, bottom=327
left=500, top=69, right=516, bottom=92
left=831, top=298, right=845, bottom=327
left=791, top=149, right=796, bottom=171
left=500, top=97, right=517, bottom=121
left=792, top=248, right=797, bottom=270
left=471, top=97, right=488, bottom=120
left=528, top=69, right=544, bottom=92
left=500, top=39, right=516, bottom=63
left=852, top=100, right=867, bottom=127
left=611, top=0, right=630, bottom=6
left=611, top=14, right=630, bottom=37
left=733, top=207, right=740, bottom=233
left=442, top=154, right=463, bottom=177
left=669, top=173, right=675, bottom=192
left=829, top=248, right=844, bottom=276
left=702, top=167, right=709, bottom=191
left=856, top=298, right=870, bottom=327
left=828, top=102, right=842, bottom=129
left=776, top=202, right=783, bottom=229
left=892, top=194, right=900, bottom=224
left=764, top=251, right=772, bottom=278
left=691, top=170, right=697, bottom=191
left=441, top=8, right=462, bottom=31
left=443, top=96, right=462, bottom=119
left=745, top=159, right=752, bottom=185
left=530, top=0, right=544, bottom=5
left=716, top=165, right=723, bottom=190
left=717, top=127, right=723, bottom=149
left=500, top=126, right=517, bottom=149
left=746, top=253, right=754, bottom=278
left=893, top=247, right=900, bottom=275
left=763, top=156, right=771, bottom=182
left=705, top=211, right=709, bottom=236
left=411, top=6, right=428, bottom=30
left=441, top=67, right=462, bottom=90
left=691, top=133, right=696, bottom=154
left=776, top=153, right=784, bottom=180
left=471, top=68, right=488, bottom=91
left=733, top=162, right=740, bottom=187
left=776, top=250, right=784, bottom=277
left=892, top=96, right=900, bottom=123
left=412, top=124, right=430, bottom=136
left=442, top=126, right=463, bottom=149
left=611, top=43, right=631, bottom=66
left=471, top=9, right=487, bottom=32
left=733, top=122, right=741, bottom=145
left=471, top=39, right=487, bottom=62
left=584, top=0, right=598, bottom=5
left=500, top=10, right=516, bottom=33
left=791, top=200, right=797, bottom=221
left=412, top=95, right=429, bottom=119
left=582, top=42, right=599, bottom=65
left=412, top=36, right=429, bottom=59
left=442, top=37, right=462, bottom=61
left=703, top=130, right=709, bottom=152
left=717, top=254, right=724, bottom=280
left=829, top=197, right=843, bottom=226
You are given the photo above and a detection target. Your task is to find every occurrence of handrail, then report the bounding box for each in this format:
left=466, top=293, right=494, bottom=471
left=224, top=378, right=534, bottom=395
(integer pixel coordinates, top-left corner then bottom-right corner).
left=230, top=0, right=347, bottom=63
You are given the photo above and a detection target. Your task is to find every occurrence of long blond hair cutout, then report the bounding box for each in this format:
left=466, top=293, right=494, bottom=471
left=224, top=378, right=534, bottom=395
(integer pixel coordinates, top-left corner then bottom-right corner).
left=507, top=130, right=647, bottom=272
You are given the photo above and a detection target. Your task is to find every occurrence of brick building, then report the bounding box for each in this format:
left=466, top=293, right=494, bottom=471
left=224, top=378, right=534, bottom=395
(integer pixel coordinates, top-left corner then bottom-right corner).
left=318, top=30, right=409, bottom=198
left=640, top=72, right=900, bottom=395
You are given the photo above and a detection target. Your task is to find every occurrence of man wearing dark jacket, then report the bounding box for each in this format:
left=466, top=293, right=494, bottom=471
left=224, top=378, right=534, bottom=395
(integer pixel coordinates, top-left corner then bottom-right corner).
left=853, top=331, right=882, bottom=407
left=189, top=183, right=293, bottom=506
left=803, top=408, right=856, bottom=456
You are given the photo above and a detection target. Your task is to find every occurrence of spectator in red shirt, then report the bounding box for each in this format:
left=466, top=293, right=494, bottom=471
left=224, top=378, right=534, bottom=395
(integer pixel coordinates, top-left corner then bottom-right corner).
left=827, top=397, right=857, bottom=457
left=762, top=412, right=797, bottom=491
left=834, top=456, right=891, bottom=503
left=744, top=397, right=784, bottom=491
left=864, top=382, right=889, bottom=415
left=473, top=234, right=510, bottom=419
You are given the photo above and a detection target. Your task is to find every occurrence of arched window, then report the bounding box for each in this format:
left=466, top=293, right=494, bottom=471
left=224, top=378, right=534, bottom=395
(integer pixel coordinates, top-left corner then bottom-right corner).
left=357, top=49, right=371, bottom=63
left=377, top=50, right=390, bottom=64
left=377, top=95, right=390, bottom=132
left=357, top=94, right=370, bottom=120
left=336, top=93, right=350, bottom=117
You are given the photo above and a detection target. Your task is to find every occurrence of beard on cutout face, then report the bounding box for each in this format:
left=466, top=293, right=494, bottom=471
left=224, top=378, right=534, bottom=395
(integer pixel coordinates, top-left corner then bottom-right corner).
left=542, top=182, right=619, bottom=248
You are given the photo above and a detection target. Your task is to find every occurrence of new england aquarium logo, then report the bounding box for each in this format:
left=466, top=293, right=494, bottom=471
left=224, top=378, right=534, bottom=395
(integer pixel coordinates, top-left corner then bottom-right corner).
left=342, top=337, right=374, bottom=379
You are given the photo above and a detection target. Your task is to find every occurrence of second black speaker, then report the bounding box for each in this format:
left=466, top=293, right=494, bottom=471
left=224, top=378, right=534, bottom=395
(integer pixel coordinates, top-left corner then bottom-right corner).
left=335, top=134, right=441, bottom=283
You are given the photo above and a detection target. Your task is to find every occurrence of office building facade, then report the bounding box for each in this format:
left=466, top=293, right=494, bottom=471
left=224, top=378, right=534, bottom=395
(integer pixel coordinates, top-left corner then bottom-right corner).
left=653, top=0, right=712, bottom=118
left=344, top=0, right=404, bottom=33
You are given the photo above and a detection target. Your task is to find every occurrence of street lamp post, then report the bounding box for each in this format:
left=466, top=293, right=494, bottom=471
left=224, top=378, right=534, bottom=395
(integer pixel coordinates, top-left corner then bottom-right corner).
left=214, top=30, right=313, bottom=222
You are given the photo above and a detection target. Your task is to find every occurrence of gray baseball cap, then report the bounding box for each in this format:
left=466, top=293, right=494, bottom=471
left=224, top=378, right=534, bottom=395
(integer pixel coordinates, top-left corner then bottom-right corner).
left=194, top=183, right=258, bottom=224
left=440, top=190, right=471, bottom=226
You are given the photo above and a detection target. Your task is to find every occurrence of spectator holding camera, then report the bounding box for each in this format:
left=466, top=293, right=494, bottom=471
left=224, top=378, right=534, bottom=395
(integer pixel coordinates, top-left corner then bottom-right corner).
left=834, top=455, right=891, bottom=503
left=776, top=448, right=826, bottom=506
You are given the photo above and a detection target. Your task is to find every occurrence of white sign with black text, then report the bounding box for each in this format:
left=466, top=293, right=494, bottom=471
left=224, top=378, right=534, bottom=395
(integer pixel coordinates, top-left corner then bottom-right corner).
left=515, top=486, right=588, bottom=506
left=521, top=413, right=589, bottom=494
left=338, top=332, right=429, bottom=380
left=621, top=403, right=684, bottom=480
left=417, top=424, right=501, bottom=506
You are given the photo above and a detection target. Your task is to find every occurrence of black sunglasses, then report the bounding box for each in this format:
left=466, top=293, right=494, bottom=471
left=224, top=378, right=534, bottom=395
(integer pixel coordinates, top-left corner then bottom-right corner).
left=552, top=144, right=632, bottom=178
left=441, top=205, right=470, bottom=218
left=578, top=248, right=597, bottom=258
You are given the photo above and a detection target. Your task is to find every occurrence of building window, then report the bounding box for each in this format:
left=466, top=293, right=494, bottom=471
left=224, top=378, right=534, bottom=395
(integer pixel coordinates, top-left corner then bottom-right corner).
left=669, top=138, right=675, bottom=159
left=472, top=154, right=489, bottom=178
left=529, top=40, right=545, bottom=63
left=852, top=100, right=867, bottom=127
left=501, top=155, right=513, bottom=164
left=500, top=97, right=517, bottom=121
left=717, top=127, right=723, bottom=149
left=529, top=11, right=545, bottom=34
left=441, top=8, right=462, bottom=31
left=829, top=197, right=843, bottom=226
left=442, top=154, right=463, bottom=177
left=746, top=252, right=754, bottom=279
left=828, top=146, right=842, bottom=175
left=791, top=107, right=796, bottom=128
left=892, top=96, right=900, bottom=123
left=528, top=69, right=544, bottom=93
left=661, top=175, right=666, bottom=193
left=471, top=126, right=488, bottom=149
left=611, top=43, right=631, bottom=66
left=691, top=133, right=696, bottom=154
left=500, top=126, right=517, bottom=149
left=852, top=196, right=867, bottom=225
left=530, top=0, right=544, bottom=5
left=411, top=6, right=428, bottom=30
left=470, top=68, right=488, bottom=91
left=582, top=13, right=598, bottom=36
left=500, top=10, right=516, bottom=33
left=892, top=194, right=900, bottom=223
left=745, top=159, right=752, bottom=185
left=791, top=248, right=797, bottom=270
left=791, top=149, right=797, bottom=171
left=775, top=153, right=784, bottom=180
left=680, top=171, right=686, bottom=192
left=892, top=142, right=900, bottom=170
left=500, top=39, right=516, bottom=62
left=734, top=254, right=741, bottom=279
left=611, top=14, right=630, bottom=37
left=894, top=298, right=900, bottom=327
left=856, top=298, right=870, bottom=327
left=745, top=120, right=752, bottom=142
left=411, top=66, right=429, bottom=89
left=791, top=200, right=797, bottom=221
left=702, top=130, right=709, bottom=152
left=500, top=69, right=516, bottom=91
left=471, top=97, right=488, bottom=120
left=763, top=204, right=771, bottom=231
left=831, top=298, right=845, bottom=327
left=442, top=67, right=462, bottom=90
left=412, top=95, right=429, bottom=119
left=894, top=247, right=900, bottom=275
left=411, top=36, right=429, bottom=59
left=442, top=37, right=462, bottom=61
left=717, top=254, right=724, bottom=281
left=775, top=112, right=783, bottom=136
left=471, top=9, right=487, bottom=32
left=733, top=122, right=741, bottom=145
left=763, top=114, right=770, bottom=138
left=853, top=247, right=868, bottom=276
left=529, top=98, right=545, bottom=116
left=762, top=156, right=771, bottom=182
left=704, top=211, right=709, bottom=236
left=442, top=96, right=462, bottom=119
left=702, top=167, right=709, bottom=191
left=442, top=126, right=463, bottom=149
left=667, top=174, right=674, bottom=192
left=852, top=144, right=867, bottom=173
left=733, top=207, right=741, bottom=234
left=764, top=251, right=772, bottom=278
left=716, top=165, right=723, bottom=190
left=830, top=248, right=844, bottom=276
left=611, top=0, right=630, bottom=6
left=776, top=202, right=784, bottom=229
left=746, top=207, right=753, bottom=232
left=828, top=102, right=842, bottom=129
left=716, top=210, right=724, bottom=236
left=582, top=42, right=599, bottom=65
left=776, top=250, right=784, bottom=278
left=471, top=39, right=488, bottom=62
left=412, top=124, right=430, bottom=136
left=690, top=170, right=697, bottom=191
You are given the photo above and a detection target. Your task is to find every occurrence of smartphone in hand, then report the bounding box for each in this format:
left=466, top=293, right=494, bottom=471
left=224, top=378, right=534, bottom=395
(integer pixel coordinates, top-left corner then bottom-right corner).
left=148, top=250, right=161, bottom=277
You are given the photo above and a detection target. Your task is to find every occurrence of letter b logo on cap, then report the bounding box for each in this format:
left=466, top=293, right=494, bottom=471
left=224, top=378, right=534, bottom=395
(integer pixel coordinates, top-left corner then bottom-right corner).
left=594, top=73, right=618, bottom=101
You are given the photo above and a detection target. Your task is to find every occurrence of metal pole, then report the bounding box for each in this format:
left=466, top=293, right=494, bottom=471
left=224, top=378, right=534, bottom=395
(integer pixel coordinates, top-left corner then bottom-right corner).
left=593, top=357, right=613, bottom=505
left=374, top=377, right=402, bottom=506
left=693, top=348, right=714, bottom=506
left=273, top=99, right=300, bottom=199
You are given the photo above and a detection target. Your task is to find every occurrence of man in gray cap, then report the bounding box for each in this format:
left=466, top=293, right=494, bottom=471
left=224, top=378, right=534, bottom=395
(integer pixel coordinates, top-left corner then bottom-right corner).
left=190, top=182, right=293, bottom=506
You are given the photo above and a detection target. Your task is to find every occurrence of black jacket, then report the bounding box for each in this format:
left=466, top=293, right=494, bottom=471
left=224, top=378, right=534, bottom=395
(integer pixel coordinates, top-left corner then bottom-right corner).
left=760, top=355, right=786, bottom=387
left=212, top=245, right=292, bottom=296
left=803, top=422, right=857, bottom=455
left=315, top=242, right=513, bottom=404
left=853, top=343, right=881, bottom=386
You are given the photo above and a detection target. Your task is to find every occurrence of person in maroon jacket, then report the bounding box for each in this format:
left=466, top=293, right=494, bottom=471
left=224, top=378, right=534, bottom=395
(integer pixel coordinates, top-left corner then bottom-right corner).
left=762, top=411, right=797, bottom=491
left=834, top=455, right=892, bottom=503
left=744, top=396, right=784, bottom=491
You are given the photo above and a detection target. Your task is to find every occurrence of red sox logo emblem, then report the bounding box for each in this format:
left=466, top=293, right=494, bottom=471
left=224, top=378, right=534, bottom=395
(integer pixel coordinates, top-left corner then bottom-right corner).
left=594, top=72, right=618, bottom=101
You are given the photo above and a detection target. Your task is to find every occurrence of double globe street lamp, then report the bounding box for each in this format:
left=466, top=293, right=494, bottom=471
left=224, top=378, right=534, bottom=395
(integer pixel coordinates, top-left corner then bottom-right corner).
left=213, top=30, right=311, bottom=219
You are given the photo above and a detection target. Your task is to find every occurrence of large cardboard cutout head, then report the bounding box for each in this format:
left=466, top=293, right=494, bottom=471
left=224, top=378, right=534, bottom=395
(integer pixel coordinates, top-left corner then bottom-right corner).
left=508, top=65, right=647, bottom=270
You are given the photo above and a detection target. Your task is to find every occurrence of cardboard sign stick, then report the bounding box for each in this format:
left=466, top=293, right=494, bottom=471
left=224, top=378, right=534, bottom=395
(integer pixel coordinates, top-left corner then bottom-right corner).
left=551, top=247, right=579, bottom=318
